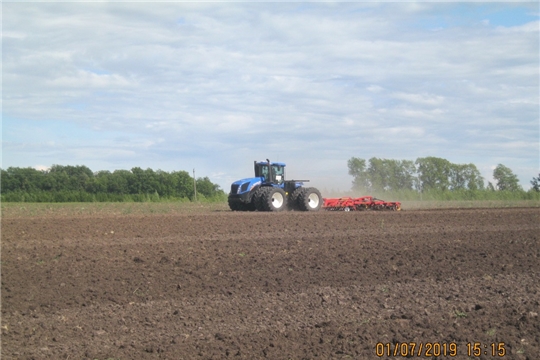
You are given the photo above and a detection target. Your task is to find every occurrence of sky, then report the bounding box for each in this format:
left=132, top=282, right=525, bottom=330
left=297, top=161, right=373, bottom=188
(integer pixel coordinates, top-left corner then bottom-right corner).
left=2, top=1, right=539, bottom=193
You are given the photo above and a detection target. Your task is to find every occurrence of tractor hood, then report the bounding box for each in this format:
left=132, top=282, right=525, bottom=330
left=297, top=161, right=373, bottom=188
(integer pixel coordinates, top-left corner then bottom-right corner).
left=230, top=177, right=263, bottom=195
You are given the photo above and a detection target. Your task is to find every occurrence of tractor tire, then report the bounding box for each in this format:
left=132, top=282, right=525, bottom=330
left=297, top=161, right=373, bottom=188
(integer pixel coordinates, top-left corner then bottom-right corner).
left=228, top=198, right=254, bottom=211
left=228, top=198, right=242, bottom=211
left=261, top=187, right=287, bottom=212
left=244, top=187, right=260, bottom=211
left=288, top=187, right=304, bottom=211
left=297, top=187, right=322, bottom=211
left=253, top=187, right=270, bottom=211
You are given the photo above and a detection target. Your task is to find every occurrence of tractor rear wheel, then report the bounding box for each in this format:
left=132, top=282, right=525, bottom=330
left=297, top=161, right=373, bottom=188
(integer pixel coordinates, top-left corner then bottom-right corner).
left=288, top=187, right=304, bottom=211
left=297, top=187, right=322, bottom=211
left=261, top=187, right=287, bottom=212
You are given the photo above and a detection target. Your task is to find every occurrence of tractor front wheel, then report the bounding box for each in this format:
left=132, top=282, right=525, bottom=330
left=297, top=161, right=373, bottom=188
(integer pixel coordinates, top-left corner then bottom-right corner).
left=253, top=187, right=269, bottom=211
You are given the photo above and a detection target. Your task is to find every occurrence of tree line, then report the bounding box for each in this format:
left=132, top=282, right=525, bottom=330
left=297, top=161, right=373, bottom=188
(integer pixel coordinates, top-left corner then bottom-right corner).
left=348, top=156, right=538, bottom=196
left=2, top=160, right=538, bottom=203
left=0, top=165, right=226, bottom=202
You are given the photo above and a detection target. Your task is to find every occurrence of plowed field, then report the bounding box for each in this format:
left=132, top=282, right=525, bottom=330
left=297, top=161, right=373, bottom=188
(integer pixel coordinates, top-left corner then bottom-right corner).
left=2, top=207, right=539, bottom=359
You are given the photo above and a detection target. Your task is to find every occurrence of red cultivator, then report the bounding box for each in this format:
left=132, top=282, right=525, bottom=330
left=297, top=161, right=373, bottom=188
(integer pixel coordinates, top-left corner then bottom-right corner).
left=322, top=196, right=401, bottom=211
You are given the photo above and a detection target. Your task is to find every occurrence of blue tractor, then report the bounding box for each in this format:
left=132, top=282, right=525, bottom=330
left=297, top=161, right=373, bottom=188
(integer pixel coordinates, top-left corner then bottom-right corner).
left=228, top=159, right=323, bottom=212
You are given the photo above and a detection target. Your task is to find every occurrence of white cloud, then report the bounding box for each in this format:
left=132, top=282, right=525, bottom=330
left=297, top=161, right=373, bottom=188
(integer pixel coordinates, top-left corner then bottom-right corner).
left=49, top=70, right=133, bottom=88
left=34, top=165, right=50, bottom=171
left=392, top=92, right=446, bottom=106
left=2, top=2, right=538, bottom=191
left=367, top=85, right=384, bottom=93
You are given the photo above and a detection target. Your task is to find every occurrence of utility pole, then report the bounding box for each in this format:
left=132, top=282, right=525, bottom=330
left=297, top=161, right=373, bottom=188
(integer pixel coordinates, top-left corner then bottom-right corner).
left=193, top=168, right=197, bottom=202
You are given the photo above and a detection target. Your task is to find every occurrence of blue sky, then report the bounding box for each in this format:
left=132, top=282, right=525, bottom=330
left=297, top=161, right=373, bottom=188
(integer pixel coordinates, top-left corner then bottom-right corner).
left=2, top=1, right=539, bottom=193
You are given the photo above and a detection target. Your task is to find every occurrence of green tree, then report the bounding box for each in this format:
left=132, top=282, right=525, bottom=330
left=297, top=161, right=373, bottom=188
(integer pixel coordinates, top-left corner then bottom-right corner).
left=109, top=170, right=131, bottom=194
left=347, top=157, right=369, bottom=191
left=415, top=157, right=452, bottom=192
left=90, top=170, right=111, bottom=193
left=49, top=170, right=70, bottom=191
left=366, top=158, right=388, bottom=191
left=129, top=167, right=145, bottom=194
left=128, top=167, right=162, bottom=194
left=1, top=165, right=239, bottom=203
left=49, top=164, right=93, bottom=191
left=365, top=158, right=415, bottom=192
left=172, top=170, right=193, bottom=198
left=196, top=177, right=224, bottom=199
left=493, top=164, right=522, bottom=191
left=449, top=163, right=484, bottom=190
left=155, top=170, right=173, bottom=197
left=0, top=167, right=44, bottom=193
left=463, top=163, right=485, bottom=190
left=531, top=173, right=540, bottom=192
left=393, top=160, right=416, bottom=191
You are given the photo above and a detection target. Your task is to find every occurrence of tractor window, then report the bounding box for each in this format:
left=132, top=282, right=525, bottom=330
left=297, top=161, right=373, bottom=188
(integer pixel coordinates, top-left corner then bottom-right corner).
left=255, top=163, right=285, bottom=184
left=260, top=165, right=268, bottom=179
left=272, top=165, right=284, bottom=184
left=255, top=164, right=269, bottom=179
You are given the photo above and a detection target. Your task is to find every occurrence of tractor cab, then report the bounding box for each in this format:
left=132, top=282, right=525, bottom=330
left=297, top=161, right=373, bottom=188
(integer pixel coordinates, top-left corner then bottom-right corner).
left=254, top=161, right=286, bottom=185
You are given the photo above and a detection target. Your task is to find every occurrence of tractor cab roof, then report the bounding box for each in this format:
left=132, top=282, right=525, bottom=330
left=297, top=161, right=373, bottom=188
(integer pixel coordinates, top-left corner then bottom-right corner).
left=255, top=161, right=286, bottom=167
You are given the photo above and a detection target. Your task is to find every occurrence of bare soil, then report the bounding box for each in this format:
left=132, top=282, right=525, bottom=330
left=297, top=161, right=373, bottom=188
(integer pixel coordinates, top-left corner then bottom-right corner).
left=2, top=208, right=539, bottom=359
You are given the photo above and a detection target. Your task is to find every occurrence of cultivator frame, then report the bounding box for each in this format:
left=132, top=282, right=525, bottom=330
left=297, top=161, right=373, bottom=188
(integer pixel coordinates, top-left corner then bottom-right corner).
left=322, top=196, right=401, bottom=211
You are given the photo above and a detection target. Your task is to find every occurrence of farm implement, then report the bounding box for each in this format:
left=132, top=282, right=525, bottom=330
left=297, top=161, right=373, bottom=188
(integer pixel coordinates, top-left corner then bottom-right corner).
left=322, top=196, right=401, bottom=211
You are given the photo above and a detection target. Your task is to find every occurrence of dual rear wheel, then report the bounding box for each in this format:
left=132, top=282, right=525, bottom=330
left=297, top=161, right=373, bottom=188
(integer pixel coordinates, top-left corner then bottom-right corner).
left=252, top=186, right=322, bottom=212
left=297, top=187, right=322, bottom=211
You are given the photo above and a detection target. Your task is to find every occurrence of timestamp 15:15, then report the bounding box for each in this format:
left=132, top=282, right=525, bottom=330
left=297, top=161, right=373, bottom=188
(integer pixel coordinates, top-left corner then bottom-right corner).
left=467, top=342, right=506, bottom=357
